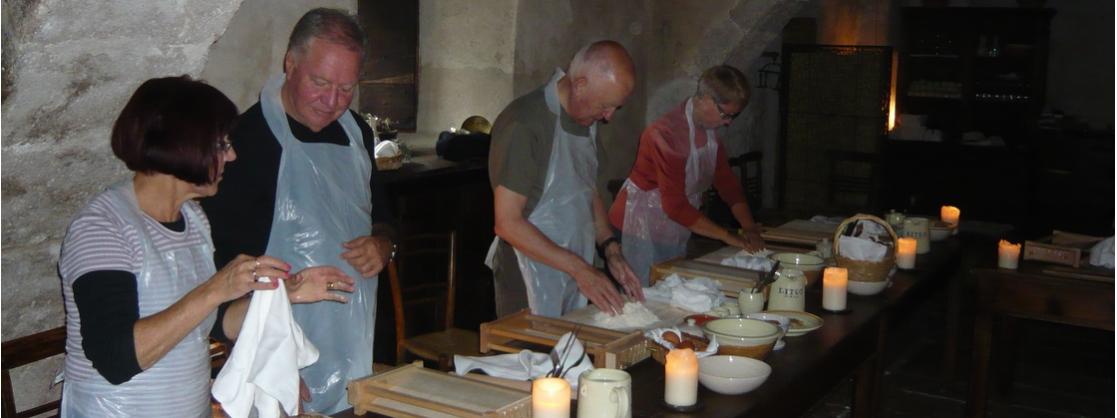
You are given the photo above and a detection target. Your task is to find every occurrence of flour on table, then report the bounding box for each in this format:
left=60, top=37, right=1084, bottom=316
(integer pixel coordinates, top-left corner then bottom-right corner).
left=591, top=302, right=660, bottom=330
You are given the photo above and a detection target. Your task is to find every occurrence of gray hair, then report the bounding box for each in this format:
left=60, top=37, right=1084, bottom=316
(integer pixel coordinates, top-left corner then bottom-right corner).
left=696, top=65, right=751, bottom=106
left=287, top=8, right=367, bottom=61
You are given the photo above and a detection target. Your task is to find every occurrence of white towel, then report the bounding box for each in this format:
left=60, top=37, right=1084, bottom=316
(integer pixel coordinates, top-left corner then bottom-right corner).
left=454, top=332, right=593, bottom=389
left=212, top=278, right=319, bottom=418
left=1089, top=237, right=1115, bottom=269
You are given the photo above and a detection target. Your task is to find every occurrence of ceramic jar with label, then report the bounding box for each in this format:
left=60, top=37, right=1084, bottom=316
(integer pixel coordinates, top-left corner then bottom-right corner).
left=767, top=269, right=806, bottom=312
left=901, top=217, right=931, bottom=254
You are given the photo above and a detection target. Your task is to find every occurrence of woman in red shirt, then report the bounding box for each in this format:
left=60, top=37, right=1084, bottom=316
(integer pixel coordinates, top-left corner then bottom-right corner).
left=609, top=65, right=764, bottom=284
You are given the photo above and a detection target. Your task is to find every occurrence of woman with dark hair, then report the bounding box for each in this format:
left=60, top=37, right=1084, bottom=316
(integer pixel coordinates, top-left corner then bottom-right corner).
left=57, top=76, right=354, bottom=417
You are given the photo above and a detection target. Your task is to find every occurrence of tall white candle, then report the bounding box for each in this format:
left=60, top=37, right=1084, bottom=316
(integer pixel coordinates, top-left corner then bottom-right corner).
left=822, top=267, right=848, bottom=311
left=664, top=348, right=698, bottom=407
left=896, top=237, right=917, bottom=269
left=533, top=377, right=571, bottom=418
left=941, top=205, right=961, bottom=227
left=998, top=240, right=1021, bottom=270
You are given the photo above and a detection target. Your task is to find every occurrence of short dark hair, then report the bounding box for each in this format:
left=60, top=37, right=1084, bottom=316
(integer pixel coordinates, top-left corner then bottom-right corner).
left=111, top=76, right=238, bottom=185
left=697, top=65, right=751, bottom=107
left=287, top=8, right=366, bottom=61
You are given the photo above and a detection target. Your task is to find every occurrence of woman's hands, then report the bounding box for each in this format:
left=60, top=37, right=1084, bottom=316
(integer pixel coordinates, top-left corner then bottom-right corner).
left=210, top=254, right=288, bottom=303
left=286, top=266, right=355, bottom=304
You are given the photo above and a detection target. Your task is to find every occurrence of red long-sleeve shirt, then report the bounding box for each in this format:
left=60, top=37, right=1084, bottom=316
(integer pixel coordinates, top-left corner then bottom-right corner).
left=609, top=101, right=746, bottom=230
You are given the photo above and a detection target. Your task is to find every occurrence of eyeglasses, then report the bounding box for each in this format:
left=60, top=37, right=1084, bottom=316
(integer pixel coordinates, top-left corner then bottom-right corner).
left=714, top=101, right=740, bottom=121
left=217, top=138, right=234, bottom=152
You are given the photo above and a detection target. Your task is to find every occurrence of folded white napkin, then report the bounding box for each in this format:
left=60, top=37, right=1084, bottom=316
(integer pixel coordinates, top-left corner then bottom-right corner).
left=838, top=235, right=888, bottom=262
left=644, top=274, right=725, bottom=313
left=212, top=278, right=319, bottom=418
left=1089, top=237, right=1115, bottom=269
left=374, top=140, right=401, bottom=158
left=454, top=332, right=594, bottom=389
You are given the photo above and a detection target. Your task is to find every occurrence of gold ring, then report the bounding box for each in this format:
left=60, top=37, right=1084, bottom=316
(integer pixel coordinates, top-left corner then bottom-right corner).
left=327, top=282, right=335, bottom=290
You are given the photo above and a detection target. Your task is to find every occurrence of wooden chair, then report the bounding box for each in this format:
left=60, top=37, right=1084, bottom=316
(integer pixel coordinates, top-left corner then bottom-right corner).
left=729, top=151, right=763, bottom=208
left=388, top=231, right=481, bottom=370
left=826, top=149, right=881, bottom=212
left=2, top=327, right=65, bottom=418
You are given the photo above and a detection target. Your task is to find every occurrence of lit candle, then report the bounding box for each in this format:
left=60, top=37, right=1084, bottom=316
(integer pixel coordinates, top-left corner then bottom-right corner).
left=664, top=348, right=698, bottom=407
left=822, top=267, right=848, bottom=311
left=941, top=205, right=961, bottom=227
left=532, top=377, right=571, bottom=418
left=998, top=240, right=1021, bottom=270
left=896, top=237, right=917, bottom=270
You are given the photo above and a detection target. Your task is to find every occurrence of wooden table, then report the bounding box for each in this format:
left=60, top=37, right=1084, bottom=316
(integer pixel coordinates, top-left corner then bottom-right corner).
left=337, top=238, right=962, bottom=418
left=964, top=262, right=1115, bottom=418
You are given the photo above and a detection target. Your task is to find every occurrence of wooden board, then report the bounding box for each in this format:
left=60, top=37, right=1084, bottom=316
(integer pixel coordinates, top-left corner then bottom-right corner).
left=1024, top=231, right=1105, bottom=268
left=760, top=219, right=837, bottom=246
left=347, top=362, right=531, bottom=418
left=479, top=310, right=649, bottom=369
left=561, top=299, right=695, bottom=332
left=650, top=258, right=762, bottom=297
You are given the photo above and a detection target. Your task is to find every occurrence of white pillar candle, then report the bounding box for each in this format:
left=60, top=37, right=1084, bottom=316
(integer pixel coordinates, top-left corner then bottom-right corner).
left=941, top=205, right=961, bottom=227
left=998, top=240, right=1021, bottom=270
left=896, top=237, right=917, bottom=270
left=664, top=348, right=698, bottom=407
left=822, top=267, right=848, bottom=311
left=533, top=377, right=571, bottom=418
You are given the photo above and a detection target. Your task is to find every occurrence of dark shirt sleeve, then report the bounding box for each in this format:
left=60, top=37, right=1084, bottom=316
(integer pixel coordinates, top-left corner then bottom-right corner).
left=489, top=118, right=541, bottom=197
left=352, top=110, right=396, bottom=231
left=72, top=270, right=142, bottom=385
left=201, top=104, right=281, bottom=269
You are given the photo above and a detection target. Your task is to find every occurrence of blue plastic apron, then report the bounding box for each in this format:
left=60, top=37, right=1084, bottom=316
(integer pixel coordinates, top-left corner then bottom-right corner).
left=260, top=74, right=374, bottom=414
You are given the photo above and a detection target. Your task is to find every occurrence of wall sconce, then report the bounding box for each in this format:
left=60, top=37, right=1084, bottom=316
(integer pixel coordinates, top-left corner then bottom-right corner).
left=756, top=51, right=782, bottom=90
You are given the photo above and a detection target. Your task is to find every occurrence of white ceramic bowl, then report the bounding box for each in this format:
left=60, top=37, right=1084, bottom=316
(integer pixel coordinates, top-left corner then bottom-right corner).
left=698, top=355, right=772, bottom=395
left=744, top=313, right=790, bottom=350
left=847, top=279, right=888, bottom=296
left=703, top=318, right=781, bottom=346
left=769, top=252, right=826, bottom=286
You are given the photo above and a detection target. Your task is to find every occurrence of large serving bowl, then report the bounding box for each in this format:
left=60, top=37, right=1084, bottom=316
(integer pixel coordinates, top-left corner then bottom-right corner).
left=703, top=318, right=780, bottom=359
left=769, top=252, right=826, bottom=286
left=847, top=279, right=888, bottom=296
left=698, top=355, right=772, bottom=395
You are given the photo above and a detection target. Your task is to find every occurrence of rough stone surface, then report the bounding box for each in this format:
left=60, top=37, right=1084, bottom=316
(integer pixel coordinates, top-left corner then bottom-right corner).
left=1, top=0, right=244, bottom=410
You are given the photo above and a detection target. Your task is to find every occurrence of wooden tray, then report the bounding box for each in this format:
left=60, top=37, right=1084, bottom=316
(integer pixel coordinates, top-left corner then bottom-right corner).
left=760, top=219, right=837, bottom=246
left=1024, top=230, right=1104, bottom=268
left=347, top=362, right=531, bottom=417
left=649, top=258, right=762, bottom=297
left=479, top=310, right=649, bottom=369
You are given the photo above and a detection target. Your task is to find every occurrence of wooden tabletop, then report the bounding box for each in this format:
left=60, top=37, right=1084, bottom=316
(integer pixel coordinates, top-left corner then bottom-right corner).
left=335, top=238, right=962, bottom=418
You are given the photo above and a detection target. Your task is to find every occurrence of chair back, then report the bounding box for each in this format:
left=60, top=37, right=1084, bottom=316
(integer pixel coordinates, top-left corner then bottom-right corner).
left=826, top=149, right=881, bottom=212
left=2, top=327, right=65, bottom=418
left=729, top=151, right=763, bottom=207
left=388, top=231, right=458, bottom=351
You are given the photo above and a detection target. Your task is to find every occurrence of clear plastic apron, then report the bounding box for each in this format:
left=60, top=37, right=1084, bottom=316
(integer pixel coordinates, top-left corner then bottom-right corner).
left=62, top=179, right=215, bottom=418
left=259, top=74, right=375, bottom=414
left=621, top=98, right=718, bottom=285
left=485, top=69, right=598, bottom=317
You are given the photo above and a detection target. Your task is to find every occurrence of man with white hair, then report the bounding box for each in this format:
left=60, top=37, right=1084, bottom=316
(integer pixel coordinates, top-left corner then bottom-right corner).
left=487, top=40, right=644, bottom=318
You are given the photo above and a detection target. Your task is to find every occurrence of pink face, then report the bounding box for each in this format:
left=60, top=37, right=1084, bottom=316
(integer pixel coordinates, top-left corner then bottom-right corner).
left=696, top=97, right=743, bottom=130
left=569, top=77, right=634, bottom=127
left=282, top=38, right=362, bottom=132
left=198, top=137, right=237, bottom=197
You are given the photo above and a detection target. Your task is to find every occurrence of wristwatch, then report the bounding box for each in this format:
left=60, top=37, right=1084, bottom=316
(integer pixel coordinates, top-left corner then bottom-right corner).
left=596, top=236, right=621, bottom=259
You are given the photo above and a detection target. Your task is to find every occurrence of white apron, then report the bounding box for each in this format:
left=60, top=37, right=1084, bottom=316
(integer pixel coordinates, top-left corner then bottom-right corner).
left=62, top=179, right=216, bottom=418
left=621, top=98, right=718, bottom=285
left=485, top=69, right=598, bottom=317
left=260, top=74, right=375, bottom=414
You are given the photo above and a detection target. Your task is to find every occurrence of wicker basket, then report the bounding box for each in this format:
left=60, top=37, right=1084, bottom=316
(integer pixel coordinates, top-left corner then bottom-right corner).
left=375, top=154, right=403, bottom=171
left=833, top=214, right=897, bottom=283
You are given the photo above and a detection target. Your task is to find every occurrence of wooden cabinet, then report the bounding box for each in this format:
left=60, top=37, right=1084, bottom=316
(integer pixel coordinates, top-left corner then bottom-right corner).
left=898, top=7, right=1054, bottom=145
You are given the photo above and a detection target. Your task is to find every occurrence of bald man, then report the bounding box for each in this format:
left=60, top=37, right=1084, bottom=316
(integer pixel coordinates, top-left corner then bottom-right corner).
left=486, top=41, right=644, bottom=318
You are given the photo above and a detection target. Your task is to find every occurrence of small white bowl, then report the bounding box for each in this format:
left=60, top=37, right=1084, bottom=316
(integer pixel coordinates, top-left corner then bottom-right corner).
left=847, top=279, right=888, bottom=296
left=698, top=355, right=772, bottom=395
left=703, top=318, right=781, bottom=347
left=770, top=252, right=826, bottom=286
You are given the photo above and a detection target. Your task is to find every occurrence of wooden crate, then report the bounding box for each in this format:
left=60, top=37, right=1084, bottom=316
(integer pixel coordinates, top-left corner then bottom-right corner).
left=649, top=258, right=762, bottom=298
left=760, top=220, right=837, bottom=247
left=479, top=310, right=649, bottom=369
left=347, top=362, right=531, bottom=417
left=1024, top=231, right=1105, bottom=268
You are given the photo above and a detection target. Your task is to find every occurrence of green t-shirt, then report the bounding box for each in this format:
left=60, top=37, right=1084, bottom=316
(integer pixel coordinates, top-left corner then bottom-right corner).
left=488, top=83, right=592, bottom=217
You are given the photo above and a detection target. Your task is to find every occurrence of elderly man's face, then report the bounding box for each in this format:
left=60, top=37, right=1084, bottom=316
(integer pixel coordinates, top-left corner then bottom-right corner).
left=569, top=75, right=634, bottom=127
left=282, top=38, right=362, bottom=132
